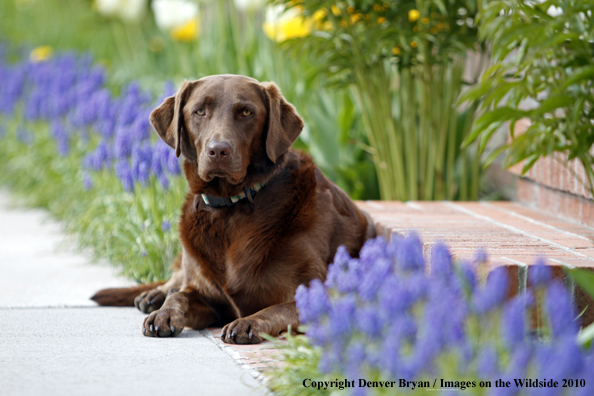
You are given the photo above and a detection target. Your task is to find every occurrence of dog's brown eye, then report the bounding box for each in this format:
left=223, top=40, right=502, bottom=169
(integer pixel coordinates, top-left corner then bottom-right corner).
left=196, top=109, right=205, bottom=116
left=242, top=109, right=252, bottom=117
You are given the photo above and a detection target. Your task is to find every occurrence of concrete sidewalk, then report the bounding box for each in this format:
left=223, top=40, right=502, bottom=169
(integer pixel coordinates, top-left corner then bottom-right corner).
left=0, top=191, right=267, bottom=396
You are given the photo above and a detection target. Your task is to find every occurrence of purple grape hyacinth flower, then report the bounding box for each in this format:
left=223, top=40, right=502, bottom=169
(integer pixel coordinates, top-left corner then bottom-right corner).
left=529, top=257, right=553, bottom=287
left=545, top=281, right=579, bottom=339
left=115, top=160, right=134, bottom=192
left=431, top=241, right=453, bottom=278
left=472, top=266, right=509, bottom=314
left=82, top=172, right=93, bottom=191
left=396, top=232, right=425, bottom=272
left=292, top=233, right=594, bottom=389
left=50, top=121, right=69, bottom=156
left=501, top=292, right=533, bottom=348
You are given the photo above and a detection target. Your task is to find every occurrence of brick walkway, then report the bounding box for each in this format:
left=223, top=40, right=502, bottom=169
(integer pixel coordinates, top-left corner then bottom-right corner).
left=358, top=200, right=594, bottom=324
left=210, top=200, right=594, bottom=379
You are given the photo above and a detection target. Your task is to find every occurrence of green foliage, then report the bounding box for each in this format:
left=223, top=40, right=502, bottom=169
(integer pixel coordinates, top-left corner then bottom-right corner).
left=265, top=333, right=330, bottom=396
left=276, top=0, right=488, bottom=200
left=0, top=0, right=378, bottom=200
left=462, top=0, right=594, bottom=195
left=566, top=267, right=594, bottom=347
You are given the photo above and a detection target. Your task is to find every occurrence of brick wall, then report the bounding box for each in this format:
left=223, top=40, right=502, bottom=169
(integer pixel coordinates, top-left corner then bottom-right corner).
left=509, top=119, right=594, bottom=227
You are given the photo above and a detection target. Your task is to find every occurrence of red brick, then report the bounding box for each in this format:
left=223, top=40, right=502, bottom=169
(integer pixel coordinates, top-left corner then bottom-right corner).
left=517, top=178, right=538, bottom=206
left=550, top=158, right=561, bottom=190
left=581, top=200, right=594, bottom=227
left=558, top=154, right=567, bottom=192
left=537, top=185, right=560, bottom=214
left=544, top=157, right=551, bottom=187
left=559, top=193, right=582, bottom=224
left=572, top=160, right=580, bottom=195
left=577, top=161, right=587, bottom=197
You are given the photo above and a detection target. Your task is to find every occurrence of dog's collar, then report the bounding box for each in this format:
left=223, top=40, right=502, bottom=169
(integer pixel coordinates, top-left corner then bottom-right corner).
left=199, top=182, right=266, bottom=208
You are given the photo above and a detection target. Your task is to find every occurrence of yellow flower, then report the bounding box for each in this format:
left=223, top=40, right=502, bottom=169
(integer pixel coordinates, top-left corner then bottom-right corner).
left=171, top=17, right=199, bottom=41
left=29, top=45, right=53, bottom=63
left=421, top=17, right=429, bottom=24
left=430, top=27, right=437, bottom=34
left=411, top=41, right=417, bottom=48
left=408, top=9, right=420, bottom=22
left=373, top=4, right=382, bottom=12
left=437, top=22, right=444, bottom=31
left=350, top=12, right=362, bottom=24
left=377, top=16, right=386, bottom=24
left=331, top=5, right=341, bottom=16
left=312, top=8, right=331, bottom=30
left=347, top=6, right=355, bottom=13
left=392, top=47, right=400, bottom=55
left=313, top=8, right=326, bottom=22
left=263, top=6, right=312, bottom=42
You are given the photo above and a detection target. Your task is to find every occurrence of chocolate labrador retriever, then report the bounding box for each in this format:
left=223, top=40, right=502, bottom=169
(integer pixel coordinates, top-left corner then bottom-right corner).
left=92, top=75, right=375, bottom=344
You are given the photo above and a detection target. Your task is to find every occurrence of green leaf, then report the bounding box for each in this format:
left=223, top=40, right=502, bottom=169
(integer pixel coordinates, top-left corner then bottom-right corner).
left=577, top=322, right=594, bottom=348
left=483, top=145, right=508, bottom=169
left=565, top=267, right=594, bottom=301
left=561, top=66, right=594, bottom=90
left=521, top=154, right=540, bottom=175
left=531, top=95, right=574, bottom=116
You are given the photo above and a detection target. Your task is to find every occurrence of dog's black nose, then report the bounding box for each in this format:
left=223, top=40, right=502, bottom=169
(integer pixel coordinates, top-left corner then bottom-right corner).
left=207, top=141, right=231, bottom=160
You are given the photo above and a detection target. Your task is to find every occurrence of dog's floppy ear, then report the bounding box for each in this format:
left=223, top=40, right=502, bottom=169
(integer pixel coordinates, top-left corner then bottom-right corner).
left=261, top=82, right=304, bottom=163
left=150, top=80, right=197, bottom=158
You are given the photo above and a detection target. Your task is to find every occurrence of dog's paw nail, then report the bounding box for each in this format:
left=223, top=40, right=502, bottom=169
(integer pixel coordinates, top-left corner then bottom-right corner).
left=143, top=328, right=146, bottom=335
left=150, top=324, right=154, bottom=333
left=221, top=332, right=225, bottom=340
left=231, top=332, right=237, bottom=338
left=155, top=325, right=159, bottom=332
left=148, top=299, right=153, bottom=305
left=171, top=326, right=175, bottom=334
left=249, top=332, right=253, bottom=340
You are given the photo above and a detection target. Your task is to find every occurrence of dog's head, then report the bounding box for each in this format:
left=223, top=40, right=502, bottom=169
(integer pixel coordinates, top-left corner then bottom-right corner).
left=150, top=75, right=303, bottom=187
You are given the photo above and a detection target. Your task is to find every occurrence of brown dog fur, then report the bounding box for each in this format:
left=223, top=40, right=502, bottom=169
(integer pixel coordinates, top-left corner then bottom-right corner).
left=93, top=75, right=375, bottom=343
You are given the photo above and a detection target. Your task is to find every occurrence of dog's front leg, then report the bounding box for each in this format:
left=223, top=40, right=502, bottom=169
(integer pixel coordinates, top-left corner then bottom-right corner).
left=142, top=288, right=218, bottom=337
left=221, top=301, right=300, bottom=344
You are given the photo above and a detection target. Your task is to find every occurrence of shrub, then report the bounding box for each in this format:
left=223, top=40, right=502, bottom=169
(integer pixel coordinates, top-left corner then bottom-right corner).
left=274, top=1, right=487, bottom=200
left=461, top=0, right=594, bottom=195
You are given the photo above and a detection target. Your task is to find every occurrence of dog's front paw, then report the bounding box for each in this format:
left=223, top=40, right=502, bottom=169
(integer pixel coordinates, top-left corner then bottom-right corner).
left=221, top=317, right=270, bottom=344
left=142, top=308, right=185, bottom=337
left=134, top=289, right=166, bottom=314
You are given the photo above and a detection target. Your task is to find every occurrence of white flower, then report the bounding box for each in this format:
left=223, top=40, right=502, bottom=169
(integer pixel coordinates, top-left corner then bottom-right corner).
left=234, top=0, right=266, bottom=12
left=118, top=0, right=146, bottom=21
left=96, top=0, right=120, bottom=16
left=152, top=0, right=199, bottom=32
left=95, top=0, right=147, bottom=22
left=547, top=6, right=562, bottom=17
